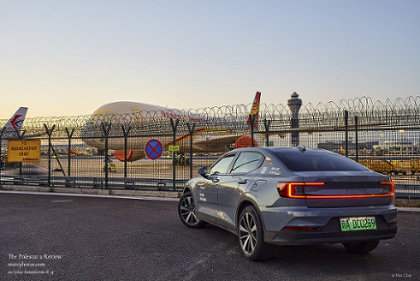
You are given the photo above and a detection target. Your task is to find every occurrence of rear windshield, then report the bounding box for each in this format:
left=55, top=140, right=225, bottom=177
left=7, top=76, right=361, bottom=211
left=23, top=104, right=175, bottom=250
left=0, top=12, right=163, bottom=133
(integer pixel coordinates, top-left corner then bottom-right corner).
left=273, top=150, right=369, bottom=172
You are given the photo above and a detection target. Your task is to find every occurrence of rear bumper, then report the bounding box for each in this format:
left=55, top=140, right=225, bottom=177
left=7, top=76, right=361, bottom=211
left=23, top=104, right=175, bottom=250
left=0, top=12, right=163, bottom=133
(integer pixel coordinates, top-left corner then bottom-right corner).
left=260, top=205, right=397, bottom=245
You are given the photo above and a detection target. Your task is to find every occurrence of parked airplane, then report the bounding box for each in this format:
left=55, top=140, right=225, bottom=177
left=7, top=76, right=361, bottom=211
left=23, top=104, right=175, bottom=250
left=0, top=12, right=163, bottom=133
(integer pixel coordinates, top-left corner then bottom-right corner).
left=1, top=107, right=28, bottom=169
left=1, top=107, right=28, bottom=139
left=81, top=93, right=261, bottom=162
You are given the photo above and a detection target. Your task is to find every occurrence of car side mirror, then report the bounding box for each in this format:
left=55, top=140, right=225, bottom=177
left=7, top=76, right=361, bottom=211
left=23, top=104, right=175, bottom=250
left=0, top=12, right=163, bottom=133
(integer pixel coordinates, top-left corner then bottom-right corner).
left=198, top=167, right=209, bottom=179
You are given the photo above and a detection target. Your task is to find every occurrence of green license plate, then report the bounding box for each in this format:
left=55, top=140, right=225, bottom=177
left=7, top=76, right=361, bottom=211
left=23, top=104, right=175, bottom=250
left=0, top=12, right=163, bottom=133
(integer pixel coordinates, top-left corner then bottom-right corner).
left=340, top=217, right=377, bottom=231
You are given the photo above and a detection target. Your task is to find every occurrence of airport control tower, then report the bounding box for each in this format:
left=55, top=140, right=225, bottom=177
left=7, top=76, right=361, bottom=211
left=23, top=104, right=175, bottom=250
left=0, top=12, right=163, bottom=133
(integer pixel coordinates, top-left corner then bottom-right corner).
left=288, top=92, right=302, bottom=147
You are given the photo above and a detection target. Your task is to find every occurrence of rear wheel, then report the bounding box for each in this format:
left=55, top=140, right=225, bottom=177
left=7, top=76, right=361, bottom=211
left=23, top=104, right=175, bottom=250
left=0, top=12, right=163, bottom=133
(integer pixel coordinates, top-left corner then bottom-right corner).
left=178, top=192, right=205, bottom=228
left=238, top=205, right=271, bottom=260
left=342, top=240, right=380, bottom=254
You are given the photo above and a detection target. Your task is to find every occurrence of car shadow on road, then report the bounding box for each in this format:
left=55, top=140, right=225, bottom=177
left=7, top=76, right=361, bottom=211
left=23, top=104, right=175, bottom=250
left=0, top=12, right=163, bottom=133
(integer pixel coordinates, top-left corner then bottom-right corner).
left=203, top=223, right=394, bottom=267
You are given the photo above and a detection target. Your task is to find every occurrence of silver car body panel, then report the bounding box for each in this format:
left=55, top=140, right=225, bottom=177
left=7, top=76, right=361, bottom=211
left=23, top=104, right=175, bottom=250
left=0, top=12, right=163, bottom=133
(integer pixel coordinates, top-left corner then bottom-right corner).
left=184, top=147, right=397, bottom=245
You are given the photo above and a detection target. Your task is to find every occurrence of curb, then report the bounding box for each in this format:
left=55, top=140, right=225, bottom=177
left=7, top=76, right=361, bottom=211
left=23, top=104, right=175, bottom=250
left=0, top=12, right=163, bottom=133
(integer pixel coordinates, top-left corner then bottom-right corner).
left=0, top=184, right=182, bottom=200
left=0, top=190, right=180, bottom=202
left=397, top=207, right=420, bottom=212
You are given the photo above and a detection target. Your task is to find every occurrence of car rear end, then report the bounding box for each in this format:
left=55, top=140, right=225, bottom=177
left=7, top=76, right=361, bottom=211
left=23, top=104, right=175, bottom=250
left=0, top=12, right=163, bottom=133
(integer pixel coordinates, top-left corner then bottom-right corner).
left=259, top=149, right=397, bottom=246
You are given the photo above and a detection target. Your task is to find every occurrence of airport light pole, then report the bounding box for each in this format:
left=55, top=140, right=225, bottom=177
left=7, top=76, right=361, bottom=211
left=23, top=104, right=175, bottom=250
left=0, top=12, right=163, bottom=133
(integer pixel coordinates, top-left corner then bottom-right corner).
left=288, top=92, right=302, bottom=147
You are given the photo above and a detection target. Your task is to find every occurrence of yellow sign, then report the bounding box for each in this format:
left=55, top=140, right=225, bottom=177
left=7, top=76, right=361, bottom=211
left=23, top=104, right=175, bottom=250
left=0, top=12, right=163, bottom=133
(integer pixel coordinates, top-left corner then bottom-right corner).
left=7, top=139, right=41, bottom=162
left=168, top=145, right=180, bottom=152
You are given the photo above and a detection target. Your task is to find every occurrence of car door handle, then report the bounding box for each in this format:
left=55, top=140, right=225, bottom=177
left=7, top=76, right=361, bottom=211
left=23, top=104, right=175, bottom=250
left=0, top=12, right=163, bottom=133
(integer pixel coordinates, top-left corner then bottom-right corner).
left=212, top=177, right=220, bottom=183
left=238, top=179, right=248, bottom=184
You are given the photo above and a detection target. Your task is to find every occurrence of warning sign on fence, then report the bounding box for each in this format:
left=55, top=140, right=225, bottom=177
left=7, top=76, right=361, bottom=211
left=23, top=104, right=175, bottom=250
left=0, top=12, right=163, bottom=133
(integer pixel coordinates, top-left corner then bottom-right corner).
left=168, top=145, right=180, bottom=152
left=145, top=139, right=163, bottom=160
left=7, top=139, right=41, bottom=162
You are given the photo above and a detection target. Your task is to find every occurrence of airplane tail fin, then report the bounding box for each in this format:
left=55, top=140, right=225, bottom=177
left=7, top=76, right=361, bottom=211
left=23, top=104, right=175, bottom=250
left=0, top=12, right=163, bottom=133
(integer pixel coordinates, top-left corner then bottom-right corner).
left=247, top=92, right=261, bottom=131
left=2, top=107, right=28, bottom=138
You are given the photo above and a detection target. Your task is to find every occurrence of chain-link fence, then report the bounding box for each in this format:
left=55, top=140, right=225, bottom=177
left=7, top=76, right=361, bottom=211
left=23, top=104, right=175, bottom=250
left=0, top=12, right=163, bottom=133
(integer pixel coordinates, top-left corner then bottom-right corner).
left=1, top=96, right=419, bottom=198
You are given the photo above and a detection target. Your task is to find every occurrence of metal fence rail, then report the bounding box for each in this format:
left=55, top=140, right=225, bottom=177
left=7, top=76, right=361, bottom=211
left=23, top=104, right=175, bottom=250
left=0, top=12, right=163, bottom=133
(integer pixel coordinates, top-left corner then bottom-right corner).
left=1, top=96, right=420, bottom=197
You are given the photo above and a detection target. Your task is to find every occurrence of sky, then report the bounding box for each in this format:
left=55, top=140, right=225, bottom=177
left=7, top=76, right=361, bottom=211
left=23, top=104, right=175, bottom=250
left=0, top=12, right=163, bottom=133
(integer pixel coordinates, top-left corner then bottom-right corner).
left=1, top=0, right=419, bottom=118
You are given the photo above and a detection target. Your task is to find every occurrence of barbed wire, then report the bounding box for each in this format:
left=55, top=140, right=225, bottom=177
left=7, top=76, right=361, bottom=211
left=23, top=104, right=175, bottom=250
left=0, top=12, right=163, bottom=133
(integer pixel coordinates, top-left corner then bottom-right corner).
left=1, top=96, right=419, bottom=138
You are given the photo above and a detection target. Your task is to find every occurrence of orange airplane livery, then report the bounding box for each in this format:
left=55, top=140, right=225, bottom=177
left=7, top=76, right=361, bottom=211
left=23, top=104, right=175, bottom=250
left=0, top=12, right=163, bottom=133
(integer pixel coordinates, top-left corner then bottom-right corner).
left=247, top=91, right=261, bottom=130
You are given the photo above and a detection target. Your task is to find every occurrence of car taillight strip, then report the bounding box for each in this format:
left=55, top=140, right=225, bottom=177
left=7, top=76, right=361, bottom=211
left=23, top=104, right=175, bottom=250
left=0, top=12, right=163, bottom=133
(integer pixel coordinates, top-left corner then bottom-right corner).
left=278, top=182, right=324, bottom=198
left=278, top=181, right=395, bottom=199
left=380, top=181, right=395, bottom=194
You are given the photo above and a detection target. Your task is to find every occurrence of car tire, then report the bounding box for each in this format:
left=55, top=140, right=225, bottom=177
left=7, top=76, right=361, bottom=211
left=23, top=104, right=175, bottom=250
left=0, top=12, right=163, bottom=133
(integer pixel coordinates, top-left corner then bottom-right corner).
left=238, top=205, right=271, bottom=261
left=342, top=240, right=380, bottom=254
left=178, top=192, right=205, bottom=228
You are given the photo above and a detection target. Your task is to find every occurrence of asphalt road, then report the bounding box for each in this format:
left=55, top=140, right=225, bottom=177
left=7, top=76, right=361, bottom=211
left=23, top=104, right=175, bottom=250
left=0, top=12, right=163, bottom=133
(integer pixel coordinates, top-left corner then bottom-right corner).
left=1, top=193, right=419, bottom=281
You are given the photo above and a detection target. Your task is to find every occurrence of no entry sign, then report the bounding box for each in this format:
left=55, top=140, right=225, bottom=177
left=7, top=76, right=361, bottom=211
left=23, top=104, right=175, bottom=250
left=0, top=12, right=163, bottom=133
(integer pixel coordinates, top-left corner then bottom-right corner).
left=145, top=139, right=163, bottom=160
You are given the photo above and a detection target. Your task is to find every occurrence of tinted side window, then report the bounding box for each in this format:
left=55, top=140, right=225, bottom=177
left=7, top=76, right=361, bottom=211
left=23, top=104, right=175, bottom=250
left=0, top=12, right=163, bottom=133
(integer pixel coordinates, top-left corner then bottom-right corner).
left=209, top=155, right=235, bottom=174
left=273, top=150, right=368, bottom=172
left=231, top=152, right=264, bottom=174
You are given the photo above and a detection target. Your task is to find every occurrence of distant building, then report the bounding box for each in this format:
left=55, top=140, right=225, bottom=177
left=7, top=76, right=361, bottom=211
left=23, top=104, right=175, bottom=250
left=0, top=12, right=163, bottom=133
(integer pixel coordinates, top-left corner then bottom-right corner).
left=317, top=141, right=379, bottom=154
left=375, top=141, right=420, bottom=155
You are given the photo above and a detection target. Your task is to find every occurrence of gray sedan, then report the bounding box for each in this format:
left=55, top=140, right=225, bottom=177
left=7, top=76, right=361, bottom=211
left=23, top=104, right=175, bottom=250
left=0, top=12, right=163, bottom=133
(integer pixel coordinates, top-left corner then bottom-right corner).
left=178, top=147, right=397, bottom=260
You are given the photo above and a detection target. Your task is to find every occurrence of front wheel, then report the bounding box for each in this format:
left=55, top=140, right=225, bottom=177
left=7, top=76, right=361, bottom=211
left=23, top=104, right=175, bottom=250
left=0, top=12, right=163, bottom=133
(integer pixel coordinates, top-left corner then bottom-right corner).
left=342, top=240, right=380, bottom=254
left=238, top=205, right=271, bottom=260
left=178, top=192, right=205, bottom=228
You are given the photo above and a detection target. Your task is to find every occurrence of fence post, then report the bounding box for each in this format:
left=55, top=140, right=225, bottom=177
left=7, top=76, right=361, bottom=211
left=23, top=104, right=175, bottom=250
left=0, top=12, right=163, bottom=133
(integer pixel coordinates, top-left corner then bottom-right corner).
left=344, top=110, right=349, bottom=158
left=65, top=128, right=75, bottom=178
left=249, top=114, right=256, bottom=147
left=44, top=124, right=56, bottom=186
left=101, top=123, right=111, bottom=189
left=15, top=129, right=26, bottom=176
left=264, top=119, right=271, bottom=147
left=187, top=123, right=196, bottom=179
left=0, top=128, right=4, bottom=183
left=355, top=115, right=359, bottom=162
left=121, top=125, right=132, bottom=181
left=170, top=118, right=179, bottom=191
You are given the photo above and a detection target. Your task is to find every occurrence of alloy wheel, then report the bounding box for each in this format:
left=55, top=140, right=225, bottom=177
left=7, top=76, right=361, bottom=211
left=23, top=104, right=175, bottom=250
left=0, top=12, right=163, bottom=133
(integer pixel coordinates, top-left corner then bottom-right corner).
left=239, top=211, right=258, bottom=255
left=179, top=194, right=200, bottom=226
